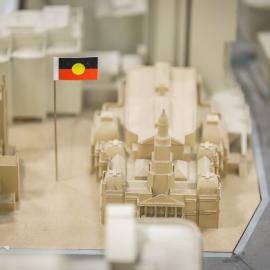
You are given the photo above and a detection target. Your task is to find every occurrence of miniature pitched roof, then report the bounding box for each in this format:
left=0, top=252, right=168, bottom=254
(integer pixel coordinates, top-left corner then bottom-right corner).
left=138, top=194, right=184, bottom=207
left=139, top=110, right=182, bottom=145
left=124, top=65, right=197, bottom=144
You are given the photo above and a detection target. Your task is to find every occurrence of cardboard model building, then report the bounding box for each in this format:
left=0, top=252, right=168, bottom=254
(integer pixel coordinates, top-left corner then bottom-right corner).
left=0, top=77, right=20, bottom=211
left=91, top=62, right=248, bottom=228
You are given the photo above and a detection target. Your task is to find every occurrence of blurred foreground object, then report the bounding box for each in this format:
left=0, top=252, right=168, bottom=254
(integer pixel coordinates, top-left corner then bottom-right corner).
left=106, top=204, right=202, bottom=270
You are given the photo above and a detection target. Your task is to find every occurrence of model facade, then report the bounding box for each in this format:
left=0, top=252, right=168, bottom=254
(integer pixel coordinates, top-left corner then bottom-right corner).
left=91, top=62, right=247, bottom=228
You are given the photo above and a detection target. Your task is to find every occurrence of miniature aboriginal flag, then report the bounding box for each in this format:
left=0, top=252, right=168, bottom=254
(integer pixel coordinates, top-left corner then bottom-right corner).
left=53, top=57, right=98, bottom=80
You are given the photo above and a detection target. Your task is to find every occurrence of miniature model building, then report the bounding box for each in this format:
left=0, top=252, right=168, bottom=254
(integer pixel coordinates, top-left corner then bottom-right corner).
left=0, top=5, right=83, bottom=119
left=0, top=77, right=20, bottom=211
left=91, top=62, right=248, bottom=228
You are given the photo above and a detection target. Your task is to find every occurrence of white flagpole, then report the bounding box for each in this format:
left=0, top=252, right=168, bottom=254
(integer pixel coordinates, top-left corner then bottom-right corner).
left=2, top=75, right=7, bottom=156
left=53, top=80, right=58, bottom=181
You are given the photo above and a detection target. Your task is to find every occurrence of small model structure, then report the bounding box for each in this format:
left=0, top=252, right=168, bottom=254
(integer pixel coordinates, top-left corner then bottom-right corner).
left=0, top=5, right=84, bottom=120
left=106, top=204, right=202, bottom=270
left=91, top=62, right=248, bottom=228
left=0, top=77, right=20, bottom=211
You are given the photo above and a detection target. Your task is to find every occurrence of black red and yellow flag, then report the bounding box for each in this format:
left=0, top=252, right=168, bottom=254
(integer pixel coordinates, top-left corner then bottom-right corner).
left=53, top=57, right=98, bottom=80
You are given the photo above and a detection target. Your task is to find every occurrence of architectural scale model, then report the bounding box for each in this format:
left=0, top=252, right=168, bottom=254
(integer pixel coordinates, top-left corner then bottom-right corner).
left=0, top=1, right=262, bottom=256
left=0, top=76, right=20, bottom=211
left=91, top=62, right=249, bottom=228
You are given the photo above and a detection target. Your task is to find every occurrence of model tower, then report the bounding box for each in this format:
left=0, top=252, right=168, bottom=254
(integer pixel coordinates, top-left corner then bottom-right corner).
left=147, top=110, right=174, bottom=195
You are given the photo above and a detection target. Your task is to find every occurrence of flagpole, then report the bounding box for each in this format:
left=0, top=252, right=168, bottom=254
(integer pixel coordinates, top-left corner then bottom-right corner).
left=53, top=80, right=58, bottom=181
left=2, top=75, right=6, bottom=156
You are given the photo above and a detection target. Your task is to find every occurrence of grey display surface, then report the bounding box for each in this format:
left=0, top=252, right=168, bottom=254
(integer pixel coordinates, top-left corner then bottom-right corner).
left=204, top=45, right=270, bottom=269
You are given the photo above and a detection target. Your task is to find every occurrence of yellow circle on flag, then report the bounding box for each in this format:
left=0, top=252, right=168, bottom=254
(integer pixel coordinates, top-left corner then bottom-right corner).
left=72, top=63, right=85, bottom=75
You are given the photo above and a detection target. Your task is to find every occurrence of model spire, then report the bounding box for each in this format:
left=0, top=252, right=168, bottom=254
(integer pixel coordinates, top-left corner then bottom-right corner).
left=157, top=109, right=169, bottom=137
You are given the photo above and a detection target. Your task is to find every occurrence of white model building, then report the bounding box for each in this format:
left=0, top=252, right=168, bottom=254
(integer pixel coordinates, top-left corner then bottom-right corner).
left=91, top=62, right=249, bottom=228
left=0, top=5, right=83, bottom=119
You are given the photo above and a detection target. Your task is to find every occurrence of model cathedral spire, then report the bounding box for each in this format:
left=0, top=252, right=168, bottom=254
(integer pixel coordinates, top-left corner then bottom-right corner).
left=147, top=110, right=174, bottom=195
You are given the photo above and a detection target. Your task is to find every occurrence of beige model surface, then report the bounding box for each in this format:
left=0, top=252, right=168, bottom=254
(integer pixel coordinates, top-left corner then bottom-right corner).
left=91, top=62, right=250, bottom=229
left=0, top=77, right=20, bottom=211
left=0, top=112, right=259, bottom=252
left=106, top=204, right=202, bottom=270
